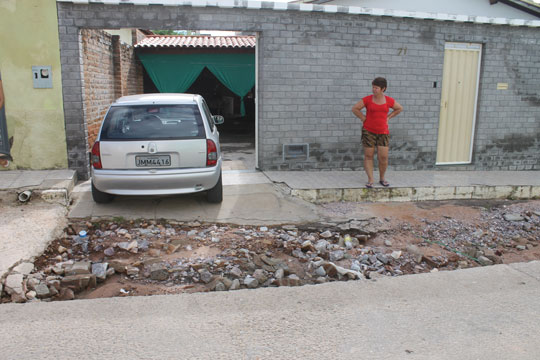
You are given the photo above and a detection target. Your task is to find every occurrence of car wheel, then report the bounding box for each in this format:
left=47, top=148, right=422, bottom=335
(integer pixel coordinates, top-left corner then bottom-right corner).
left=91, top=182, right=114, bottom=203
left=207, top=173, right=223, bottom=203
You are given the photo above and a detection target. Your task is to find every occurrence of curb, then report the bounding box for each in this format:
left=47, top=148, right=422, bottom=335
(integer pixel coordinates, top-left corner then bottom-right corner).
left=292, top=185, right=540, bottom=203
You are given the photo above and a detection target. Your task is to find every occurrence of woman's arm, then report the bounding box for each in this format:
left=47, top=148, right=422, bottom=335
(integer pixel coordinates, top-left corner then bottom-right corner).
left=388, top=101, right=403, bottom=120
left=352, top=99, right=366, bottom=122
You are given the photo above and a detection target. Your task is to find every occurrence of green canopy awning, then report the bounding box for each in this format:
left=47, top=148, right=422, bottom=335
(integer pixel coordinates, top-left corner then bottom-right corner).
left=137, top=53, right=255, bottom=116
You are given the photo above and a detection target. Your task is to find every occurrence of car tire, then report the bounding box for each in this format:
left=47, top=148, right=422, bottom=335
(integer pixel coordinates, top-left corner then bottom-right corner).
left=91, top=182, right=114, bottom=203
left=207, top=173, right=223, bottom=203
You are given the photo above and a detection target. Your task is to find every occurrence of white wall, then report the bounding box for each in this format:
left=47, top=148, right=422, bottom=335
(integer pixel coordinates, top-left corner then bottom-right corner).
left=327, top=0, right=538, bottom=20
left=104, top=29, right=133, bottom=45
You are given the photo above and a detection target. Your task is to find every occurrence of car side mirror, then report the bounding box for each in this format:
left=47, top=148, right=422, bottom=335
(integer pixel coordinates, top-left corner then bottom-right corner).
left=212, top=115, right=224, bottom=125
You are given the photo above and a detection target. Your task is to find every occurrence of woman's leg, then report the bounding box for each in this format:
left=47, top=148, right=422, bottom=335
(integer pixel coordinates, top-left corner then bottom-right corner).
left=364, top=146, right=375, bottom=184
left=377, top=145, right=389, bottom=182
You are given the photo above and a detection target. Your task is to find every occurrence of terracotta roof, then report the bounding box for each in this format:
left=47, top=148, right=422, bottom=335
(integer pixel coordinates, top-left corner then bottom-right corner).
left=135, top=35, right=256, bottom=49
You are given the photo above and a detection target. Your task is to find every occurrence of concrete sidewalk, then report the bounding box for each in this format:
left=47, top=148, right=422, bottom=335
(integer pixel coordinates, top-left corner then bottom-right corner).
left=0, top=169, right=76, bottom=205
left=265, top=170, right=540, bottom=203
left=1, top=261, right=539, bottom=359
left=1, top=169, right=539, bottom=205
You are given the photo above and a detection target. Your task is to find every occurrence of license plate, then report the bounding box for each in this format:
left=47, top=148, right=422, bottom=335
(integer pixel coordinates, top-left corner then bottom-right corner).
left=135, top=155, right=171, bottom=167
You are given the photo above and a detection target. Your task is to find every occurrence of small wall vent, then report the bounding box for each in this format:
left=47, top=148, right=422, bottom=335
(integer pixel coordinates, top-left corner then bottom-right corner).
left=283, top=143, right=309, bottom=161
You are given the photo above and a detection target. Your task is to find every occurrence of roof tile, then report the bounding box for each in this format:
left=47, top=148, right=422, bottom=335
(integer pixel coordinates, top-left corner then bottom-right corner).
left=135, top=35, right=256, bottom=48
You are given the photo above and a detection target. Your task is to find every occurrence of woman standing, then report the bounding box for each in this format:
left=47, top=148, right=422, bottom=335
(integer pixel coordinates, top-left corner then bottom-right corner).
left=352, top=77, right=403, bottom=188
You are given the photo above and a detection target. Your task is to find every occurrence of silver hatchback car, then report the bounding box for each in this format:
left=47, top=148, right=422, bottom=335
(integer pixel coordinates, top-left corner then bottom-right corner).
left=90, top=93, right=224, bottom=203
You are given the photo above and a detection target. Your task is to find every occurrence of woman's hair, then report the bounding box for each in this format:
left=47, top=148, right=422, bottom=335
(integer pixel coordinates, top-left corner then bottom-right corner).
left=372, top=77, right=387, bottom=91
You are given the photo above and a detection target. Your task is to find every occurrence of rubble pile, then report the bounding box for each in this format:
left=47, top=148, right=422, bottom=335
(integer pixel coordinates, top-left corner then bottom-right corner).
left=413, top=204, right=539, bottom=265
left=1, top=203, right=538, bottom=303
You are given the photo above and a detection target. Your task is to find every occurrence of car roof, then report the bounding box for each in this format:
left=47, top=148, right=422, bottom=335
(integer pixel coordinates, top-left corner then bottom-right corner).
left=112, top=93, right=201, bottom=106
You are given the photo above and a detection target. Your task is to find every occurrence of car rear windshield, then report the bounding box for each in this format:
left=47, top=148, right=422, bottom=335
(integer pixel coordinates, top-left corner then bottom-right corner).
left=99, top=104, right=206, bottom=140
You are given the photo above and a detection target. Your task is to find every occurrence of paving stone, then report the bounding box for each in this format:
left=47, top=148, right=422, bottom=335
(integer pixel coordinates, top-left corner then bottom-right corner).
left=65, top=261, right=91, bottom=276
left=108, top=259, right=131, bottom=273
left=61, top=274, right=97, bottom=292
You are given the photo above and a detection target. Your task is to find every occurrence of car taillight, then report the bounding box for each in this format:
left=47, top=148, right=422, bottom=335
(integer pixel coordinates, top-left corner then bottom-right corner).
left=206, top=139, right=218, bottom=167
left=91, top=141, right=102, bottom=169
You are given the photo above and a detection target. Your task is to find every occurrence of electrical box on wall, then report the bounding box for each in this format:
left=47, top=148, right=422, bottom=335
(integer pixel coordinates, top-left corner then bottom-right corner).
left=32, top=66, right=52, bottom=88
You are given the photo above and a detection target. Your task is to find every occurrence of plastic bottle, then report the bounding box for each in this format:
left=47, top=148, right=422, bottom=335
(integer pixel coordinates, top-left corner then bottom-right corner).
left=77, top=230, right=89, bottom=252
left=344, top=234, right=353, bottom=250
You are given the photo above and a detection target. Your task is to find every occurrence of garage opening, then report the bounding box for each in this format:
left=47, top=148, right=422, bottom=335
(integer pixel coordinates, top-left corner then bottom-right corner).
left=135, top=32, right=257, bottom=171
left=80, top=28, right=256, bottom=173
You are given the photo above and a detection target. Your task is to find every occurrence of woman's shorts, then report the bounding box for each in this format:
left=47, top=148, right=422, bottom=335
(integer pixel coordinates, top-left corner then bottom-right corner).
left=362, top=128, right=390, bottom=147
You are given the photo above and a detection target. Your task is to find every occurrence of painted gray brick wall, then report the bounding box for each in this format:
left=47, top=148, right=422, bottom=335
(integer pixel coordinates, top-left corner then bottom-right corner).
left=57, top=2, right=540, bottom=179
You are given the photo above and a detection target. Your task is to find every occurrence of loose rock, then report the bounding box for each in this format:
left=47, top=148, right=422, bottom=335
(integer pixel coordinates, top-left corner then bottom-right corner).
left=4, top=274, right=26, bottom=303
left=229, top=279, right=241, bottom=290
left=315, top=266, right=326, bottom=277
left=503, top=213, right=524, bottom=222
left=13, top=262, right=34, bottom=275
left=149, top=263, right=169, bottom=281
left=477, top=256, right=494, bottom=266
left=329, top=250, right=345, bottom=262
left=92, top=263, right=108, bottom=281
left=230, top=266, right=243, bottom=278
left=244, top=275, right=259, bottom=289
left=320, top=230, right=333, bottom=238
left=34, top=283, right=51, bottom=299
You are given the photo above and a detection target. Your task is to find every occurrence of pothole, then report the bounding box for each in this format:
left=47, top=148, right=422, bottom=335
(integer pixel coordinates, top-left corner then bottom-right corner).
left=1, top=201, right=539, bottom=303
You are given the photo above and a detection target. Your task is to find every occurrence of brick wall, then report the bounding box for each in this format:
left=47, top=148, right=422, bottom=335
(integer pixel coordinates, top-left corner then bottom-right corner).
left=81, top=29, right=143, bottom=154
left=81, top=29, right=115, bottom=152
left=59, top=3, right=540, bottom=179
left=119, top=38, right=143, bottom=96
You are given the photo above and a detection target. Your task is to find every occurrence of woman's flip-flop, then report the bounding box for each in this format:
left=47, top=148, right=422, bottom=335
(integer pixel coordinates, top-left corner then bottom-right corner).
left=366, top=183, right=374, bottom=188
left=379, top=180, right=390, bottom=187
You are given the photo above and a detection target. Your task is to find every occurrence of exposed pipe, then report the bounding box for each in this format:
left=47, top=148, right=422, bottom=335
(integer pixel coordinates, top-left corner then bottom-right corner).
left=18, top=190, right=32, bottom=203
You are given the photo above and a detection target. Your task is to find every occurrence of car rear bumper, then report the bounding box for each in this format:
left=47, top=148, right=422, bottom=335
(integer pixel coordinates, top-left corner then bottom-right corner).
left=92, top=162, right=221, bottom=196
